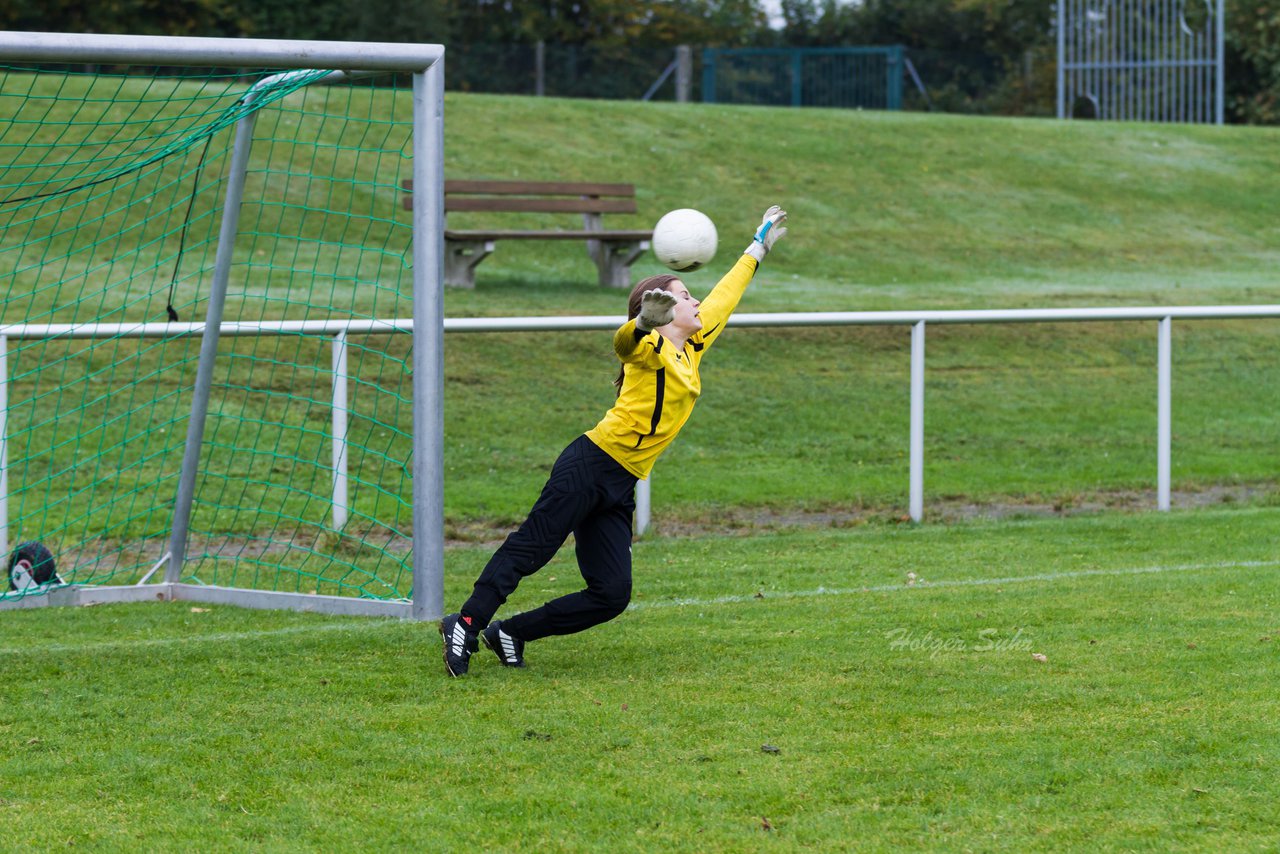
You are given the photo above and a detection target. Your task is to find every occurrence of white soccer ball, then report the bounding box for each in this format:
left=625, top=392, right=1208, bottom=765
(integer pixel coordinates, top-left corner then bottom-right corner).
left=652, top=209, right=718, bottom=272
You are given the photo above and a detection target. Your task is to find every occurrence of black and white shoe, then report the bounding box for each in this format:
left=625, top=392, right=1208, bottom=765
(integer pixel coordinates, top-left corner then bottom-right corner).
left=482, top=620, right=526, bottom=668
left=440, top=613, right=479, bottom=677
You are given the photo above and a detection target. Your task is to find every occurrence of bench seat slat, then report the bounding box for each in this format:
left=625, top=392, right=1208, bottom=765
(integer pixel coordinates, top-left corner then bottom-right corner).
left=446, top=229, right=652, bottom=241
left=446, top=179, right=634, bottom=196
left=402, top=179, right=636, bottom=197
left=444, top=197, right=637, bottom=214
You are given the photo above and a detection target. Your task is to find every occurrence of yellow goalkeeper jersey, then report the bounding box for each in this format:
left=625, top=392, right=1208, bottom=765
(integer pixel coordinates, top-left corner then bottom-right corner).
left=585, top=253, right=759, bottom=479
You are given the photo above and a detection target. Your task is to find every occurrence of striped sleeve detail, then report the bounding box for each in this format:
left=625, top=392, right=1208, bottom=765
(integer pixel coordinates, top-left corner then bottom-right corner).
left=693, top=255, right=757, bottom=352
left=635, top=368, right=666, bottom=448
left=689, top=324, right=718, bottom=352
left=613, top=320, right=664, bottom=366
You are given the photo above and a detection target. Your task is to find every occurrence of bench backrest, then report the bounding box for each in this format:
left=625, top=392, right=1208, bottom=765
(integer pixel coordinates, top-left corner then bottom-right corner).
left=402, top=180, right=637, bottom=214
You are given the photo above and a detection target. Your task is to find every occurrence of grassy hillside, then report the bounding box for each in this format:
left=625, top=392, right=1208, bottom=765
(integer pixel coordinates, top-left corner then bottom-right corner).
left=435, top=94, right=1280, bottom=529
left=440, top=93, right=1280, bottom=313
left=5, top=80, right=1277, bottom=314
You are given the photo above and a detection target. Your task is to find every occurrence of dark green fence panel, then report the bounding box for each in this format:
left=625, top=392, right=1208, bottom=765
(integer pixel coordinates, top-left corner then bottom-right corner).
left=702, top=46, right=903, bottom=110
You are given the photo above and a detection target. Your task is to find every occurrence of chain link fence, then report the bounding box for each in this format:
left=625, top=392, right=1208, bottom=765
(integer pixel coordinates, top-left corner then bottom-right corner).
left=443, top=42, right=1057, bottom=116
left=447, top=43, right=691, bottom=101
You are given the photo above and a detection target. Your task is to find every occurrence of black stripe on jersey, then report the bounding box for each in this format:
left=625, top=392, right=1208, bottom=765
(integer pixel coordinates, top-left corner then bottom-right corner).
left=701, top=322, right=722, bottom=340
left=689, top=339, right=705, bottom=352
left=635, top=368, right=666, bottom=448
left=653, top=336, right=665, bottom=353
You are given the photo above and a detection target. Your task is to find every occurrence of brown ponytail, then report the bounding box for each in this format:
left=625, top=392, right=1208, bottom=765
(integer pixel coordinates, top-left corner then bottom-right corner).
left=614, top=274, right=681, bottom=392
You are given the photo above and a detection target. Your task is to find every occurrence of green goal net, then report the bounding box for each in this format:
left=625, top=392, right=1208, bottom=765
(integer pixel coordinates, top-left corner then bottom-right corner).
left=0, top=55, right=428, bottom=608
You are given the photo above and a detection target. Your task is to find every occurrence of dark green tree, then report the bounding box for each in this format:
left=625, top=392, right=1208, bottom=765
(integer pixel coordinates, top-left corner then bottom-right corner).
left=772, top=0, right=1056, bottom=114
left=1225, top=0, right=1280, bottom=123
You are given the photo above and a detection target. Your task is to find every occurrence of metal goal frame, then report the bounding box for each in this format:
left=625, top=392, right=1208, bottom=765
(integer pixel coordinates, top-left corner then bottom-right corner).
left=0, top=32, right=446, bottom=620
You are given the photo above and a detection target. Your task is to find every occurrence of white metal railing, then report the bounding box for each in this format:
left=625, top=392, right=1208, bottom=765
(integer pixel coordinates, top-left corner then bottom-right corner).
left=440, top=305, right=1280, bottom=529
left=0, top=304, right=1275, bottom=554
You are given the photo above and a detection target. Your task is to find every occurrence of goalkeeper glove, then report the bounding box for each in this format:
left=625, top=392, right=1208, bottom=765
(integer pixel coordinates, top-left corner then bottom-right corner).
left=744, top=205, right=788, bottom=263
left=635, top=288, right=677, bottom=331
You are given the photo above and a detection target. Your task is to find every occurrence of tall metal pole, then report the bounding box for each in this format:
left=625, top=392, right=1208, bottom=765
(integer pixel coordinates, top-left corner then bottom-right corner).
left=165, top=107, right=260, bottom=584
left=1054, top=0, right=1064, bottom=118
left=1123, top=0, right=1131, bottom=120
left=535, top=41, right=546, bottom=97
left=411, top=59, right=446, bottom=622
left=1164, top=0, right=1172, bottom=121
left=675, top=45, right=692, bottom=103
left=1215, top=0, right=1225, bottom=124
left=702, top=49, right=716, bottom=103
left=1103, top=0, right=1111, bottom=119
left=791, top=50, right=803, bottom=107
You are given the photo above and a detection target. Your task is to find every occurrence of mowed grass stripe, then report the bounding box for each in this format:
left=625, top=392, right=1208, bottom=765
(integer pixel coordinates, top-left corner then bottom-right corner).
left=3, top=557, right=1273, bottom=658
left=630, top=558, right=1280, bottom=610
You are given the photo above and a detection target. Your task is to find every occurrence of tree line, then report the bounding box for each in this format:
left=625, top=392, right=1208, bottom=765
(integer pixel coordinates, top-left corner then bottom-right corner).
left=3, top=0, right=1276, bottom=122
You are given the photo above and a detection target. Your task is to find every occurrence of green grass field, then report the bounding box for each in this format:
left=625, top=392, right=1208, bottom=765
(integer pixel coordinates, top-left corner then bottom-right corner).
left=4, top=76, right=1280, bottom=850
left=3, top=508, right=1279, bottom=850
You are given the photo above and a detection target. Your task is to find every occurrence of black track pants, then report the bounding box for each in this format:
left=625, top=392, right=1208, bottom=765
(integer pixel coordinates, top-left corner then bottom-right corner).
left=461, top=434, right=638, bottom=642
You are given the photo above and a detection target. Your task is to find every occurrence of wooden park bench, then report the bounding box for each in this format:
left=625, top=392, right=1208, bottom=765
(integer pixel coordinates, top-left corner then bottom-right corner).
left=402, top=179, right=653, bottom=288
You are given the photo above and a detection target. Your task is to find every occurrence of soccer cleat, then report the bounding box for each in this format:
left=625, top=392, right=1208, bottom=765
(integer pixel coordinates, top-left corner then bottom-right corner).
left=482, top=620, right=526, bottom=668
left=440, top=613, right=479, bottom=677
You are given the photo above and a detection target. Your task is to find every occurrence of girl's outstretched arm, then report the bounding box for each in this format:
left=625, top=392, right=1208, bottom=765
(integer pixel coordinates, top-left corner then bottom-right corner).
left=695, top=205, right=788, bottom=352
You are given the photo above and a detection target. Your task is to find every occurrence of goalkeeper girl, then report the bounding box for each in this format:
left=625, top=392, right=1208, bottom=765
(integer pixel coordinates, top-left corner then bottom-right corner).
left=441, top=205, right=788, bottom=676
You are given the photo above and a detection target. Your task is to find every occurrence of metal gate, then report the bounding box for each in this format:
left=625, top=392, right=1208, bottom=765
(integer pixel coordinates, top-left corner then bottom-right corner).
left=1057, top=0, right=1225, bottom=123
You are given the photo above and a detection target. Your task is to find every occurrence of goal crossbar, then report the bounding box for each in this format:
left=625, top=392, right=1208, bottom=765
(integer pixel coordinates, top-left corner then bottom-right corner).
left=0, top=31, right=442, bottom=71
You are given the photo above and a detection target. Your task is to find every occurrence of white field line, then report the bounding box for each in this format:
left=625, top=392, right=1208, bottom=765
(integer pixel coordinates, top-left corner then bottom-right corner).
left=627, top=559, right=1280, bottom=610
left=1, top=559, right=1276, bottom=657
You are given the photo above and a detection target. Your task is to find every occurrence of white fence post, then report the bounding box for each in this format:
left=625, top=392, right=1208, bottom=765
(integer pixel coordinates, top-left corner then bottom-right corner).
left=635, top=477, right=651, bottom=535
left=910, top=320, right=926, bottom=522
left=1158, top=316, right=1172, bottom=511
left=332, top=330, right=350, bottom=530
